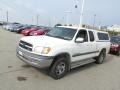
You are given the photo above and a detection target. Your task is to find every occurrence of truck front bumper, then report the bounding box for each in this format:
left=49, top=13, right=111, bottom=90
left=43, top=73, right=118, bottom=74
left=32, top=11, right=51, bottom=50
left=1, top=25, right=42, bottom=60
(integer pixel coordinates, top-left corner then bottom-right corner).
left=16, top=46, right=54, bottom=68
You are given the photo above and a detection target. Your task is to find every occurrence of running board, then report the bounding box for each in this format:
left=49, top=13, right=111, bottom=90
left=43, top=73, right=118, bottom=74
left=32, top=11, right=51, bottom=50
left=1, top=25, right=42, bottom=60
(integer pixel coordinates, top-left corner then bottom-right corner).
left=71, top=58, right=96, bottom=69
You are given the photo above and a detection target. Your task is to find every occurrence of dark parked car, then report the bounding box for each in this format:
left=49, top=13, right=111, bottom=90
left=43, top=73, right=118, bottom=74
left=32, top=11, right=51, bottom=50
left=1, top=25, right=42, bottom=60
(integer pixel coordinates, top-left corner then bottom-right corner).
left=110, top=36, right=120, bottom=56
left=7, top=24, right=22, bottom=32
left=12, top=25, right=24, bottom=32
left=14, top=25, right=32, bottom=33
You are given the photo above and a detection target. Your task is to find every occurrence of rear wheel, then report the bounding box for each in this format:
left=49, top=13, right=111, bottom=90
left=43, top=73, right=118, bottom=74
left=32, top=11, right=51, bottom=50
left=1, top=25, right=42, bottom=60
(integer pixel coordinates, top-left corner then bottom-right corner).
left=95, top=50, right=106, bottom=64
left=49, top=57, right=69, bottom=79
left=117, top=50, right=120, bottom=56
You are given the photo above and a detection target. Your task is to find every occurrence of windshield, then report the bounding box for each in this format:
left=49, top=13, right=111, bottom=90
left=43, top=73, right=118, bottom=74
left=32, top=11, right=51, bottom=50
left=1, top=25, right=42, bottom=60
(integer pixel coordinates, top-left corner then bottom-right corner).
left=111, top=36, right=120, bottom=43
left=46, top=27, right=77, bottom=40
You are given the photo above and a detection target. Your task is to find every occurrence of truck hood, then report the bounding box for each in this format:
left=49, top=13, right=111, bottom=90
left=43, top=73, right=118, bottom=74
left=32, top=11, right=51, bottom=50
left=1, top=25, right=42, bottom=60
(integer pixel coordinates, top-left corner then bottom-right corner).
left=21, top=35, right=69, bottom=47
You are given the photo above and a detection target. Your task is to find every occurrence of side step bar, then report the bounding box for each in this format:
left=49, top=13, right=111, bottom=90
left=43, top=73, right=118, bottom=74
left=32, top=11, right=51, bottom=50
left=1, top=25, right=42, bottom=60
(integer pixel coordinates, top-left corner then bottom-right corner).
left=71, top=58, right=96, bottom=69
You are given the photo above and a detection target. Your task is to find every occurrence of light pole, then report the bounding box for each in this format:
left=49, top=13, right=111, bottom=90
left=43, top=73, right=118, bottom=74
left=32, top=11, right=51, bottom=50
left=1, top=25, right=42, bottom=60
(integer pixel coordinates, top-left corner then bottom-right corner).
left=32, top=16, right=34, bottom=25
left=99, top=21, right=101, bottom=30
left=0, top=8, right=2, bottom=21
left=93, top=14, right=96, bottom=29
left=36, top=14, right=39, bottom=25
left=53, top=16, right=56, bottom=27
left=65, top=11, right=72, bottom=26
left=6, top=11, right=9, bottom=22
left=78, top=0, right=85, bottom=29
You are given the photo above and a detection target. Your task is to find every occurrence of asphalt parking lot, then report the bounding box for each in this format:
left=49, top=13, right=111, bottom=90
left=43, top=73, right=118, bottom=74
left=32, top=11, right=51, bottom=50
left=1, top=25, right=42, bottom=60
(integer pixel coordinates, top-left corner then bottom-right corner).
left=0, top=27, right=120, bottom=90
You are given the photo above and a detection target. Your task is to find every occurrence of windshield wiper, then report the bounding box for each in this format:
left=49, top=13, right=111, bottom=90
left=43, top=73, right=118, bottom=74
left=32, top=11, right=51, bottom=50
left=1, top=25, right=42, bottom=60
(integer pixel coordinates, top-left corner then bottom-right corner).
left=46, top=34, right=54, bottom=37
left=46, top=34, right=71, bottom=40
left=54, top=36, right=70, bottom=40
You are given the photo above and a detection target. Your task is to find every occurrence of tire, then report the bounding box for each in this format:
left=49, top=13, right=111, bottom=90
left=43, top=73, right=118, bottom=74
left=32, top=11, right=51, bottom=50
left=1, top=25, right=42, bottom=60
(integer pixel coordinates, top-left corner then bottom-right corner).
left=49, top=57, right=69, bottom=79
left=18, top=30, right=21, bottom=33
left=117, top=50, right=120, bottom=56
left=95, top=50, right=106, bottom=64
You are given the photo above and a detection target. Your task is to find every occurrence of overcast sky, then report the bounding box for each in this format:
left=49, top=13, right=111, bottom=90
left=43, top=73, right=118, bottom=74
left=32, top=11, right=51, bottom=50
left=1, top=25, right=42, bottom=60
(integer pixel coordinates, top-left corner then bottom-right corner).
left=0, top=0, right=120, bottom=26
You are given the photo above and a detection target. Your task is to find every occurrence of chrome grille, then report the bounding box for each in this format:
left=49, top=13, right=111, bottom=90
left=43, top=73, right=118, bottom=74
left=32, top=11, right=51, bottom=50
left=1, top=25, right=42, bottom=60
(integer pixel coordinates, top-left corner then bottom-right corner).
left=19, top=40, right=33, bottom=51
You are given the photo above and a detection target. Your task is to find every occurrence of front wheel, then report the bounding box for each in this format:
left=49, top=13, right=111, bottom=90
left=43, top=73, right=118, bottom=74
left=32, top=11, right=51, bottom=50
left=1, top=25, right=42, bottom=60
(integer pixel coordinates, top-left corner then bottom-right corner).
left=95, top=50, right=106, bottom=64
left=49, top=57, right=69, bottom=79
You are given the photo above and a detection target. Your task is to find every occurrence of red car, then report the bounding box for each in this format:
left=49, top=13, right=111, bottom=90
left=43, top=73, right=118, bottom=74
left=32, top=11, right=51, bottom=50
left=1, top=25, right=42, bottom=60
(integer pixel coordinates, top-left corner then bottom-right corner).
left=110, top=36, right=120, bottom=56
left=22, top=27, right=40, bottom=36
left=29, top=28, right=50, bottom=36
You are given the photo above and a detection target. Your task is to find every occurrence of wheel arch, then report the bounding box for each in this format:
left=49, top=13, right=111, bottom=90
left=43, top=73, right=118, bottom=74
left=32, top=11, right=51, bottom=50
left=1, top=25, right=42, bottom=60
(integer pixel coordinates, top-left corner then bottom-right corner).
left=100, top=48, right=106, bottom=53
left=50, top=52, right=71, bottom=70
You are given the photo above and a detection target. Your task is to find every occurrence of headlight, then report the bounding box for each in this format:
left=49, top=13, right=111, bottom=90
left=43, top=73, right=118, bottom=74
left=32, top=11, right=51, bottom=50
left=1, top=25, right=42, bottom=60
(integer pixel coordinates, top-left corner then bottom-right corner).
left=34, top=47, right=51, bottom=54
left=41, top=47, right=51, bottom=54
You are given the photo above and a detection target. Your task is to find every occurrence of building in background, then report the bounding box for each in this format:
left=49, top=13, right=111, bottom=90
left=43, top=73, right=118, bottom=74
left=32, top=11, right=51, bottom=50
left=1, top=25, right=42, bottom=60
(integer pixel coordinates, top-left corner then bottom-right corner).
left=107, top=25, right=120, bottom=32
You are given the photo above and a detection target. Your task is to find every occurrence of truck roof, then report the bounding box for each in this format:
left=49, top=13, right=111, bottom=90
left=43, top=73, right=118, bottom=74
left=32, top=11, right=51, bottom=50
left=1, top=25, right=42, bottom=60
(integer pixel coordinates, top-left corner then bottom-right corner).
left=57, top=26, right=85, bottom=30
left=57, top=26, right=108, bottom=34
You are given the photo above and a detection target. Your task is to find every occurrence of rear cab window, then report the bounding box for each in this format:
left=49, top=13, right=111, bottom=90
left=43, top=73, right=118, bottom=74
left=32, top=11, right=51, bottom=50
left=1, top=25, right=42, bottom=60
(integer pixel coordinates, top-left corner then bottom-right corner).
left=97, top=32, right=109, bottom=41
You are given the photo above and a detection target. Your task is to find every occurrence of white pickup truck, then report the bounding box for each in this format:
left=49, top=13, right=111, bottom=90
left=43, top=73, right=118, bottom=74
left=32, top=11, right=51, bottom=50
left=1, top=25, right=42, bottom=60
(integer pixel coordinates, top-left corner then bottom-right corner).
left=16, top=26, right=110, bottom=79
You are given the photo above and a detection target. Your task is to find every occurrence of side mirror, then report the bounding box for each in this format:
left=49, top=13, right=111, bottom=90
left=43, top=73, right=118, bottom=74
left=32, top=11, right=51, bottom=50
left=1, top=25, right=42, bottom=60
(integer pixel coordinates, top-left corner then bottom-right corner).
left=75, top=37, right=84, bottom=43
